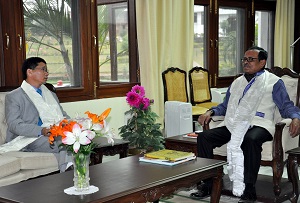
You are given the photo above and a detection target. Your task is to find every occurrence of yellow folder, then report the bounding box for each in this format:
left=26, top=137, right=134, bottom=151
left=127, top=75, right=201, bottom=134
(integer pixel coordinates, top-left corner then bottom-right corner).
left=144, top=149, right=195, bottom=162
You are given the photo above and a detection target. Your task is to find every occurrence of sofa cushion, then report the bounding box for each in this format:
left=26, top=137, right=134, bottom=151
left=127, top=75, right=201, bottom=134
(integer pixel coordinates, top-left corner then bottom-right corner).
left=4, top=151, right=58, bottom=170
left=0, top=171, right=25, bottom=187
left=0, top=167, right=58, bottom=187
left=0, top=92, right=8, bottom=145
left=0, top=155, right=21, bottom=179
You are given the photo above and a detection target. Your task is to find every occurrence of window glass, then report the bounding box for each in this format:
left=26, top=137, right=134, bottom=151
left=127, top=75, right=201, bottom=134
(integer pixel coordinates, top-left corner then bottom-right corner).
left=255, top=10, right=274, bottom=68
left=98, top=2, right=129, bottom=83
left=218, top=7, right=245, bottom=77
left=23, top=0, right=81, bottom=88
left=193, top=5, right=206, bottom=68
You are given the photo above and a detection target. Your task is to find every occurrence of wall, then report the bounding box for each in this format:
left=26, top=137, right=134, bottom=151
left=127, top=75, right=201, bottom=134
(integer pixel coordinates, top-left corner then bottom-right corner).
left=61, top=97, right=129, bottom=139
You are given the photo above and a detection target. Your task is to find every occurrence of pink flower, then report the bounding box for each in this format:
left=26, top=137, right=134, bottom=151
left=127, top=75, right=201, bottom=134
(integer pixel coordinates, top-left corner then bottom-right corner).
left=131, top=85, right=145, bottom=97
left=126, top=91, right=142, bottom=108
left=141, top=97, right=150, bottom=110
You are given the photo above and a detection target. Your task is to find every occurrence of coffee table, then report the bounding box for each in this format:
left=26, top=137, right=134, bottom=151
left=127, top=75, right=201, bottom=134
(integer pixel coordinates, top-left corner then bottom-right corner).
left=0, top=155, right=226, bottom=203
left=90, top=137, right=129, bottom=165
left=165, top=134, right=198, bottom=155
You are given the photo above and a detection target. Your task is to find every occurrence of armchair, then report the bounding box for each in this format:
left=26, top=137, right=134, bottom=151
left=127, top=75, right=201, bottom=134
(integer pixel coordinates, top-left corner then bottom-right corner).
left=204, top=67, right=300, bottom=199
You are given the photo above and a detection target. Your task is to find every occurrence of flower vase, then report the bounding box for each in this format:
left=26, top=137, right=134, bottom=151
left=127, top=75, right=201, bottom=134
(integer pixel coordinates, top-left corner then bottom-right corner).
left=72, top=153, right=90, bottom=192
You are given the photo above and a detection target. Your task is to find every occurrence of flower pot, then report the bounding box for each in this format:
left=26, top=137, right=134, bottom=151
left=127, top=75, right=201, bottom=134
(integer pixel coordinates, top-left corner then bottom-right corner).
left=128, top=147, right=154, bottom=156
left=72, top=153, right=90, bottom=191
left=128, top=148, right=148, bottom=156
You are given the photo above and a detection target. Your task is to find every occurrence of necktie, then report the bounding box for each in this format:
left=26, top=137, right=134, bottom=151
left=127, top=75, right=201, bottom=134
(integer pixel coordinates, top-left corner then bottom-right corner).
left=36, top=88, right=42, bottom=96
left=36, top=88, right=43, bottom=126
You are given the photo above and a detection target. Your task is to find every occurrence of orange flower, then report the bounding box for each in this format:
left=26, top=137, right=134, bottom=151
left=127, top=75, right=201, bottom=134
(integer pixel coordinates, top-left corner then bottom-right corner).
left=48, top=119, right=81, bottom=144
left=85, top=108, right=111, bottom=125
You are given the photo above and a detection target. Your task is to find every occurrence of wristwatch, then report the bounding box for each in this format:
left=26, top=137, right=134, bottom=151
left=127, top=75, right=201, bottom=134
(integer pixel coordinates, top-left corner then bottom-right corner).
left=207, top=109, right=214, bottom=116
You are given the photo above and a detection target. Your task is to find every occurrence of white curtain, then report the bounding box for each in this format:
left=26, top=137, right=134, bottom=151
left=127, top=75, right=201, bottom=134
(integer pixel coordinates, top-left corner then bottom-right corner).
left=274, top=0, right=295, bottom=68
left=136, top=0, right=194, bottom=124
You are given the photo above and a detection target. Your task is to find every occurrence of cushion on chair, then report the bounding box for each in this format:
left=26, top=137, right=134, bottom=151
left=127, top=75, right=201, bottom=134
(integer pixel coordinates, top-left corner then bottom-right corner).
left=192, top=106, right=208, bottom=115
left=190, top=68, right=211, bottom=102
left=0, top=155, right=21, bottom=179
left=196, top=102, right=219, bottom=109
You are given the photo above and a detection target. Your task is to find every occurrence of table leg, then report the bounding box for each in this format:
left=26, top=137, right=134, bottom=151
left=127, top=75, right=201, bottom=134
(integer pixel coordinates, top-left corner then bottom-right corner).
left=119, top=145, right=128, bottom=159
left=287, top=154, right=299, bottom=203
left=210, top=167, right=223, bottom=203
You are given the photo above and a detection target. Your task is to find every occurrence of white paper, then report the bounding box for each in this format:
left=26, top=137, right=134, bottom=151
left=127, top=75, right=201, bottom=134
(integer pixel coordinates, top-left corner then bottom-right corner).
left=0, top=136, right=38, bottom=154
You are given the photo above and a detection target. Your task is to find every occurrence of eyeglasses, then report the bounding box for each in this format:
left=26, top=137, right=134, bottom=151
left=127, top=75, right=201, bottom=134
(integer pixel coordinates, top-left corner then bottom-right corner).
left=34, top=67, right=48, bottom=73
left=241, top=57, right=258, bottom=63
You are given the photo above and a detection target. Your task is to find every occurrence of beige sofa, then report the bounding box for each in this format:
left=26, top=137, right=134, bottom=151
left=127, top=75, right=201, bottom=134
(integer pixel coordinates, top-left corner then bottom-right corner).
left=0, top=92, right=58, bottom=187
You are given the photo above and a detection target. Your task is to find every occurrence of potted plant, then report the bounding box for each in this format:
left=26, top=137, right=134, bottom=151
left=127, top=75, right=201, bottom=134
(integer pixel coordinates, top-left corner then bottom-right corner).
left=119, top=85, right=165, bottom=154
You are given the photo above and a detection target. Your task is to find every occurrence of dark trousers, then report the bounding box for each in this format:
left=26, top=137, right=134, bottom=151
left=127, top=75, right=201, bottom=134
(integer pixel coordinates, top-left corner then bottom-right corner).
left=197, top=126, right=272, bottom=185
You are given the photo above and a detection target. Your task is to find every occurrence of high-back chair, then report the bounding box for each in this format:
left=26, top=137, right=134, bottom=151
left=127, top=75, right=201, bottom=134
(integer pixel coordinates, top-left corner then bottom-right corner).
left=162, top=67, right=208, bottom=118
left=188, top=66, right=219, bottom=109
left=204, top=67, right=300, bottom=200
left=162, top=67, right=189, bottom=102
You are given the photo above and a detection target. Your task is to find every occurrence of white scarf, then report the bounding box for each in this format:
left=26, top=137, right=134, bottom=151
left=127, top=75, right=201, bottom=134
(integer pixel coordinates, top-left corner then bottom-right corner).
left=224, top=72, right=268, bottom=196
left=21, top=80, right=64, bottom=127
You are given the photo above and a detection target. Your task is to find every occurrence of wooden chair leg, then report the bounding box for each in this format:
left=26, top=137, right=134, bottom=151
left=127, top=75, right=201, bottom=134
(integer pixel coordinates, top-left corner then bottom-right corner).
left=272, top=160, right=284, bottom=197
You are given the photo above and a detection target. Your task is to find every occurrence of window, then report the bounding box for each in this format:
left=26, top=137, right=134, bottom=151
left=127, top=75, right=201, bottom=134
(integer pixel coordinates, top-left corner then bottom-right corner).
left=194, top=0, right=275, bottom=88
left=0, top=0, right=139, bottom=101
left=23, top=0, right=81, bottom=88
left=98, top=2, right=129, bottom=83
left=193, top=5, right=207, bottom=68
left=94, top=0, right=139, bottom=99
left=218, top=7, right=245, bottom=77
left=255, top=10, right=275, bottom=68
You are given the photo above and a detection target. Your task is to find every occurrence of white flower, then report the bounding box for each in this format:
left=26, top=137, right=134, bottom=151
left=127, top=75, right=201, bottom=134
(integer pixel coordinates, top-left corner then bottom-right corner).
left=74, top=117, right=93, bottom=130
left=62, top=123, right=94, bottom=153
left=101, top=120, right=115, bottom=145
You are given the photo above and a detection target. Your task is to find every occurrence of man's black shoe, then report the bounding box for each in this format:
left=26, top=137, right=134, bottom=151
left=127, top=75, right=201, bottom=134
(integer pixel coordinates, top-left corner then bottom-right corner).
left=238, top=189, right=257, bottom=203
left=190, top=183, right=211, bottom=200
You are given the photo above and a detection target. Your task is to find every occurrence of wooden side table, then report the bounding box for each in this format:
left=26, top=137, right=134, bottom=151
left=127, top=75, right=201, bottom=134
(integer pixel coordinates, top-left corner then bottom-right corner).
left=286, top=147, right=300, bottom=203
left=165, top=135, right=198, bottom=155
left=90, top=137, right=129, bottom=165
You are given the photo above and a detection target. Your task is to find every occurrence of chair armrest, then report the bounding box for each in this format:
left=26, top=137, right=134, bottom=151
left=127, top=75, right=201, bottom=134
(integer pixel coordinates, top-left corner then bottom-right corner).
left=273, top=118, right=292, bottom=155
left=278, top=118, right=292, bottom=126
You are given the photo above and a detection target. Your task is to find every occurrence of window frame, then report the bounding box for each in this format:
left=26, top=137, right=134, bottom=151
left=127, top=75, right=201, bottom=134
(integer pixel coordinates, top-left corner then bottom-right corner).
left=93, top=0, right=139, bottom=100
left=0, top=0, right=139, bottom=102
left=194, top=0, right=276, bottom=88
